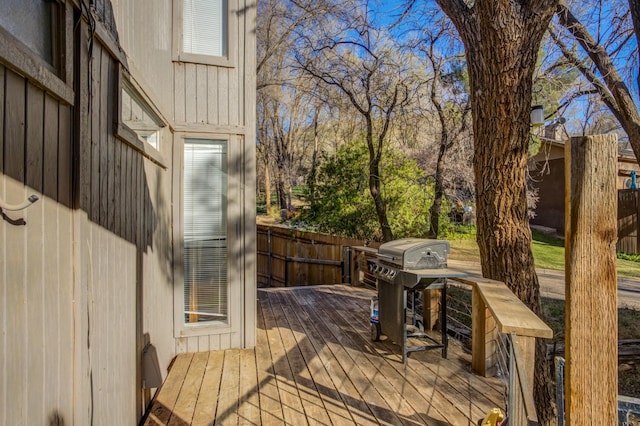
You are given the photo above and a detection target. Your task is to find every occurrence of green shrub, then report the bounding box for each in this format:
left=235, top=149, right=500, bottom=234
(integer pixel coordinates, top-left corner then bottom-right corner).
left=296, top=140, right=451, bottom=240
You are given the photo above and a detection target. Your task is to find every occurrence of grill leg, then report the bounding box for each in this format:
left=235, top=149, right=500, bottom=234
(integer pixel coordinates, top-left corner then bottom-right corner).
left=441, top=278, right=448, bottom=358
left=402, top=289, right=408, bottom=364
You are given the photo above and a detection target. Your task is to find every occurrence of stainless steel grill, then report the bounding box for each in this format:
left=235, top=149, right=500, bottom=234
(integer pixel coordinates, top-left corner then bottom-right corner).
left=367, top=238, right=466, bottom=363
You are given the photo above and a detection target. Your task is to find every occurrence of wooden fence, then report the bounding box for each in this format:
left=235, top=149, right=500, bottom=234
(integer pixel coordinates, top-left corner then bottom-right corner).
left=257, top=225, right=379, bottom=287
left=618, top=189, right=639, bottom=254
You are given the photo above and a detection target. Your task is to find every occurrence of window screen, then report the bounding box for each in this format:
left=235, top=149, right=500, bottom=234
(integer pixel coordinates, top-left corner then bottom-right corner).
left=182, top=0, right=228, bottom=57
left=0, top=0, right=54, bottom=65
left=183, top=139, right=228, bottom=324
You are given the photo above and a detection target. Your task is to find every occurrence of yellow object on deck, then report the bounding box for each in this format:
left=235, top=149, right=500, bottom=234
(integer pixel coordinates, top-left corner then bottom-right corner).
left=479, top=408, right=505, bottom=426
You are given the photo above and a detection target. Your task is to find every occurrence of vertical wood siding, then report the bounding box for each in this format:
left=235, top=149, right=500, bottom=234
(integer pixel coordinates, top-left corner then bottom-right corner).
left=74, top=39, right=174, bottom=423
left=175, top=63, right=243, bottom=127
left=0, top=65, right=74, bottom=425
left=172, top=0, right=256, bottom=355
left=1, top=26, right=173, bottom=424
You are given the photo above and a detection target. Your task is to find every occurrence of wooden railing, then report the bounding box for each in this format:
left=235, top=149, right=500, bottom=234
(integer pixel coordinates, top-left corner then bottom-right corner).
left=350, top=246, right=553, bottom=423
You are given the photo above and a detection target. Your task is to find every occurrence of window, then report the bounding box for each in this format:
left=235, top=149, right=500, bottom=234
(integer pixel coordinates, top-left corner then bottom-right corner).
left=0, top=0, right=60, bottom=69
left=174, top=0, right=236, bottom=67
left=183, top=139, right=228, bottom=325
left=183, top=0, right=227, bottom=57
left=121, top=79, right=164, bottom=151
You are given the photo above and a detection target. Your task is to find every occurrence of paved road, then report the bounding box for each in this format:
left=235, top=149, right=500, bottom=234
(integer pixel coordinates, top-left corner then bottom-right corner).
left=449, top=259, right=640, bottom=310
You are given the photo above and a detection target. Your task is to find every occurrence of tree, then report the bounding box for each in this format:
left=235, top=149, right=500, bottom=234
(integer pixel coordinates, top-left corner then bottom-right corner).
left=296, top=3, right=414, bottom=241
left=550, top=1, right=640, bottom=161
left=301, top=140, right=436, bottom=240
left=432, top=0, right=559, bottom=423
left=416, top=20, right=471, bottom=238
left=256, top=0, right=331, bottom=213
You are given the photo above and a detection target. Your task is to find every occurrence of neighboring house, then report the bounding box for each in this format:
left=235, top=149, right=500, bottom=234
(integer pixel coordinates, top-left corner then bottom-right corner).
left=529, top=130, right=639, bottom=233
left=0, top=0, right=256, bottom=424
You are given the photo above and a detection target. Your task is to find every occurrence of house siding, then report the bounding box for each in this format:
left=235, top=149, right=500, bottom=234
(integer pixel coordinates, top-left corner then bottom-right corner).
left=0, top=65, right=75, bottom=425
left=1, top=0, right=255, bottom=422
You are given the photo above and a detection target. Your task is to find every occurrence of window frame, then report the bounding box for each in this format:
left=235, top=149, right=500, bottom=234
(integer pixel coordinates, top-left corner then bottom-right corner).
left=0, top=0, right=73, bottom=105
left=172, top=0, right=237, bottom=68
left=114, top=67, right=168, bottom=168
left=173, top=132, right=242, bottom=338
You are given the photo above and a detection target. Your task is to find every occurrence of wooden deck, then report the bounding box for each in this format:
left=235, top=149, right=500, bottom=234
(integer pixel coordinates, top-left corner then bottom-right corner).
left=144, top=285, right=505, bottom=425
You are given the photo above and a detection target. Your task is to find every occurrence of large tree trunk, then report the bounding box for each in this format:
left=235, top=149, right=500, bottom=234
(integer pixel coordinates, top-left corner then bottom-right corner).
left=434, top=1, right=558, bottom=424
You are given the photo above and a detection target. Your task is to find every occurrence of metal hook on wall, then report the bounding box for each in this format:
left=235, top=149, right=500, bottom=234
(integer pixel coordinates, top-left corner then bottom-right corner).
left=0, top=194, right=39, bottom=211
left=0, top=194, right=40, bottom=225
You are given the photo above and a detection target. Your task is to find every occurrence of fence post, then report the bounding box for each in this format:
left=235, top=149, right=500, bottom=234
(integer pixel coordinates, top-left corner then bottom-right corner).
left=344, top=246, right=351, bottom=284
left=564, top=135, right=618, bottom=423
left=471, top=284, right=497, bottom=377
left=267, top=229, right=272, bottom=287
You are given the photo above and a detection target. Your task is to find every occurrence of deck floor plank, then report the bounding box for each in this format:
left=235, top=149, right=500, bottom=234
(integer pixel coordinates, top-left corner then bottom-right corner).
left=259, top=293, right=310, bottom=425
left=169, top=351, right=209, bottom=425
left=289, top=288, right=408, bottom=426
left=327, top=285, right=504, bottom=421
left=318, top=286, right=466, bottom=425
left=238, top=348, right=262, bottom=425
left=145, top=353, right=194, bottom=425
left=144, top=285, right=506, bottom=425
left=191, top=350, right=225, bottom=426
left=281, top=289, right=379, bottom=426
left=322, top=286, right=477, bottom=425
left=215, top=350, right=241, bottom=425
left=255, top=292, right=286, bottom=425
left=303, top=287, right=429, bottom=426
left=268, top=290, right=334, bottom=425
left=276, top=290, right=359, bottom=426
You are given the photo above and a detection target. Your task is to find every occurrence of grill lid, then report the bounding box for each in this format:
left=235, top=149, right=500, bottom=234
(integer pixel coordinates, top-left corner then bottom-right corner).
left=377, top=238, right=449, bottom=269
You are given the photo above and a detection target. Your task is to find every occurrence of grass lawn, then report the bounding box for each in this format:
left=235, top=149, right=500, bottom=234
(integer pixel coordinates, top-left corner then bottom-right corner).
left=448, top=227, right=640, bottom=279
left=447, top=226, right=640, bottom=397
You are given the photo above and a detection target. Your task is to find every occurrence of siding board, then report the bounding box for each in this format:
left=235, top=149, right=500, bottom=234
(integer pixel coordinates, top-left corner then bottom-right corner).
left=58, top=105, right=72, bottom=206
left=90, top=46, right=102, bottom=222
left=185, top=63, right=197, bottom=122
left=218, top=69, right=229, bottom=125
left=228, top=67, right=238, bottom=127
left=99, top=49, right=110, bottom=227
left=0, top=66, right=5, bottom=173
left=5, top=180, right=27, bottom=424
left=119, top=144, right=127, bottom=238
left=43, top=94, right=59, bottom=200
left=43, top=198, right=60, bottom=421
left=4, top=69, right=25, bottom=181
left=175, top=63, right=186, bottom=123
left=25, top=193, right=44, bottom=425
left=207, top=67, right=218, bottom=124
left=196, top=64, right=207, bottom=124
left=25, top=84, right=44, bottom=192
left=77, top=22, right=92, bottom=212
left=114, top=140, right=122, bottom=236
left=58, top=207, right=74, bottom=421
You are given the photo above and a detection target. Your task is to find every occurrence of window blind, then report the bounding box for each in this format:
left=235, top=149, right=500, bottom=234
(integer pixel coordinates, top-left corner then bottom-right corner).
left=182, top=0, right=228, bottom=57
left=183, top=139, right=228, bottom=324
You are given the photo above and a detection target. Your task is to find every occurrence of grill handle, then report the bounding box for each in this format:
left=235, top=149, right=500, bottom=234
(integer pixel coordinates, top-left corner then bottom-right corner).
left=377, top=253, right=399, bottom=262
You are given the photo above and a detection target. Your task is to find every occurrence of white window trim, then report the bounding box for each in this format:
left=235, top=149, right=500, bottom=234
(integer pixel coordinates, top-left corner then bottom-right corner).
left=173, top=132, right=243, bottom=338
left=172, top=0, right=237, bottom=68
